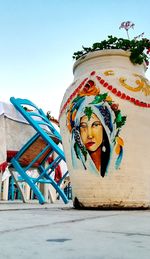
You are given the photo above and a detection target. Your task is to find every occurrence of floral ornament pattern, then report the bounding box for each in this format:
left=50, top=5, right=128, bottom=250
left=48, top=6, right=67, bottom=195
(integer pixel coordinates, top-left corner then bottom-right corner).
left=59, top=73, right=150, bottom=122
left=78, top=80, right=100, bottom=96
left=66, top=80, right=127, bottom=176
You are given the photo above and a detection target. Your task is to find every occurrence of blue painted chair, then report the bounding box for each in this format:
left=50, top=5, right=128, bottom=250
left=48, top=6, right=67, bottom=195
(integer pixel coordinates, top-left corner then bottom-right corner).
left=9, top=97, right=69, bottom=204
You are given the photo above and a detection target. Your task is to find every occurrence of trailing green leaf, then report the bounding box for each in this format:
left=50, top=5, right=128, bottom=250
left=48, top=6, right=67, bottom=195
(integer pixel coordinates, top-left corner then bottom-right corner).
left=74, top=142, right=80, bottom=159
left=81, top=146, right=87, bottom=161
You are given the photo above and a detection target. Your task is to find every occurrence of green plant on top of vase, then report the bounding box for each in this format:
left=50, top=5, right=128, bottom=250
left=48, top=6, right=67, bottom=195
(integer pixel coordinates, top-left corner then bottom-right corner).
left=73, top=21, right=150, bottom=68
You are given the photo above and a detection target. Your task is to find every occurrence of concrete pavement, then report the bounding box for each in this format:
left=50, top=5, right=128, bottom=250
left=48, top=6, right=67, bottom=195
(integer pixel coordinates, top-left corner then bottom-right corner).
left=0, top=200, right=150, bottom=259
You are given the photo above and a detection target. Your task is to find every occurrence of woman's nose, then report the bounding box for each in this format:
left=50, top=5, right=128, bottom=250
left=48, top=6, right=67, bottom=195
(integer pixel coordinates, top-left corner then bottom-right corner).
left=87, top=126, right=93, bottom=138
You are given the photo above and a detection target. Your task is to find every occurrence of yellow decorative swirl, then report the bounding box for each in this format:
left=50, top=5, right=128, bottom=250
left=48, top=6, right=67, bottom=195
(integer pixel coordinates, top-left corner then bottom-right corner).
left=104, top=70, right=114, bottom=76
left=134, top=74, right=150, bottom=96
left=119, top=77, right=143, bottom=92
left=119, top=74, right=150, bottom=96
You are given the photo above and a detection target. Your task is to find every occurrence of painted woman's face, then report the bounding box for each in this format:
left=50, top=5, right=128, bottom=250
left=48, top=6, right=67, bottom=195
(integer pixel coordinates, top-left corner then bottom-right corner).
left=80, top=113, right=103, bottom=152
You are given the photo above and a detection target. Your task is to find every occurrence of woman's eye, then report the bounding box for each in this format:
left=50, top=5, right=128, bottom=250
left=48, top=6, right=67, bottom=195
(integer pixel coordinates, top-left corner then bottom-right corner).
left=93, top=121, right=101, bottom=127
left=80, top=123, right=87, bottom=129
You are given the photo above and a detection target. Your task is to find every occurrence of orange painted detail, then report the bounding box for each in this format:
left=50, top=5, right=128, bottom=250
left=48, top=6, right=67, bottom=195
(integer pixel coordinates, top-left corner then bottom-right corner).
left=59, top=73, right=150, bottom=121
left=59, top=78, right=88, bottom=119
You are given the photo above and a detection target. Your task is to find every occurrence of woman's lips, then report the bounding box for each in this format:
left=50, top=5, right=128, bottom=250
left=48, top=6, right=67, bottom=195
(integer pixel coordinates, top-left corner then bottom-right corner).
left=86, top=142, right=95, bottom=148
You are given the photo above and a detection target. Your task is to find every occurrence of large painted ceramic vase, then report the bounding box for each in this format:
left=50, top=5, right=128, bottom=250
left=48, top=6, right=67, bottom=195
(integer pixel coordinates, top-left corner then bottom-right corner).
left=59, top=49, right=150, bottom=208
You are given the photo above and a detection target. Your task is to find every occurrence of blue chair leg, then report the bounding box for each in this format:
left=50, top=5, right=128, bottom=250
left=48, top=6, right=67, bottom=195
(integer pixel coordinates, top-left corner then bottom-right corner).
left=9, top=176, right=15, bottom=201
left=11, top=159, right=45, bottom=204
left=46, top=176, right=68, bottom=204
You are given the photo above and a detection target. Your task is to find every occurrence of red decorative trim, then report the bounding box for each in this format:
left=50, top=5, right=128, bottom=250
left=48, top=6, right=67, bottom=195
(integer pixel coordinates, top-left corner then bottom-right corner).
left=59, top=78, right=88, bottom=119
left=59, top=73, right=150, bottom=121
left=0, top=150, right=19, bottom=172
left=0, top=161, right=8, bottom=173
left=90, top=71, right=96, bottom=76
left=96, top=75, right=150, bottom=108
left=7, top=150, right=18, bottom=162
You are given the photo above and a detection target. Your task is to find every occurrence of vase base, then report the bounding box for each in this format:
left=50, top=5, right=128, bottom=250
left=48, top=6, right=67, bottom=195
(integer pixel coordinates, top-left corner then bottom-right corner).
left=73, top=197, right=150, bottom=210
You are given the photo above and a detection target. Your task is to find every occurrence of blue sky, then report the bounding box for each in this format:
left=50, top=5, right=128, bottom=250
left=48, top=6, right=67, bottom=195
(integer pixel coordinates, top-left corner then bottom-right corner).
left=0, top=0, right=150, bottom=118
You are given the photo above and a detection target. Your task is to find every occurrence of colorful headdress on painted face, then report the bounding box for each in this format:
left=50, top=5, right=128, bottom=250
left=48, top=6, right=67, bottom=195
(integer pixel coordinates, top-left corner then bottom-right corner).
left=67, top=80, right=126, bottom=170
